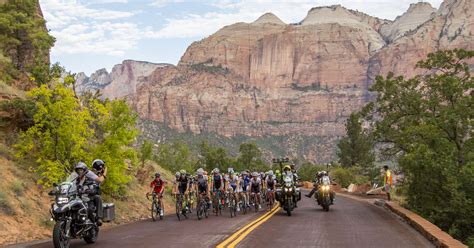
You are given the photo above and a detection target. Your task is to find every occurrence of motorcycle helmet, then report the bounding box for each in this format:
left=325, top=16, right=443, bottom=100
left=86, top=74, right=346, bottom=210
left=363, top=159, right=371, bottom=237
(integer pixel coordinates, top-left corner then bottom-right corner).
left=155, top=172, right=161, bottom=178
left=175, top=171, right=181, bottom=178
left=283, top=165, right=291, bottom=172
left=252, top=172, right=258, bottom=177
left=179, top=169, right=186, bottom=175
left=197, top=168, right=204, bottom=174
left=213, top=168, right=220, bottom=174
left=268, top=170, right=274, bottom=176
left=92, top=159, right=105, bottom=171
left=75, top=162, right=88, bottom=177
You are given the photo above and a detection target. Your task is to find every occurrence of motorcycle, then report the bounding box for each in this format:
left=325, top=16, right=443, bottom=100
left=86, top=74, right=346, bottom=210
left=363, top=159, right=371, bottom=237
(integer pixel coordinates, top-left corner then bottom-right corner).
left=48, top=174, right=114, bottom=248
left=277, top=174, right=299, bottom=216
left=316, top=175, right=333, bottom=211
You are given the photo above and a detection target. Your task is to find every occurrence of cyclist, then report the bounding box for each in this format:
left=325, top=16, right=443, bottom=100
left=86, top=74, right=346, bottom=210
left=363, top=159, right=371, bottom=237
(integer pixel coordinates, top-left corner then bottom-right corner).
left=210, top=168, right=224, bottom=209
left=265, top=170, right=276, bottom=209
left=195, top=169, right=210, bottom=209
left=241, top=171, right=251, bottom=208
left=225, top=169, right=241, bottom=211
left=149, top=172, right=165, bottom=216
left=174, top=170, right=190, bottom=211
left=249, top=172, right=262, bottom=209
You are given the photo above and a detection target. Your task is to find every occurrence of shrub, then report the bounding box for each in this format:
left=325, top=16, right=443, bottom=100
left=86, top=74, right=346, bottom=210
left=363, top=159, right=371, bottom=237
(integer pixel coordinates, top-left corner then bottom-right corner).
left=11, top=179, right=24, bottom=196
left=330, top=166, right=354, bottom=188
left=0, top=191, right=15, bottom=215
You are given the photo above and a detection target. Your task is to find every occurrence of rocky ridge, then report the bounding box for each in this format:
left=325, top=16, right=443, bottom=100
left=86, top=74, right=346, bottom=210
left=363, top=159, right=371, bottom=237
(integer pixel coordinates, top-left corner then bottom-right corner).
left=76, top=0, right=473, bottom=162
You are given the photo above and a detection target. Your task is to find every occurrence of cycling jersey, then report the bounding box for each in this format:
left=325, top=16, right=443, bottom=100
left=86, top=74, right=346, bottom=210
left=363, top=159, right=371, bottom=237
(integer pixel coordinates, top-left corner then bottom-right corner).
left=150, top=178, right=165, bottom=193
left=196, top=176, right=208, bottom=194
left=228, top=175, right=239, bottom=191
left=242, top=176, right=250, bottom=192
left=266, top=177, right=275, bottom=190
left=212, top=174, right=223, bottom=191
left=250, top=178, right=261, bottom=193
left=176, top=176, right=189, bottom=194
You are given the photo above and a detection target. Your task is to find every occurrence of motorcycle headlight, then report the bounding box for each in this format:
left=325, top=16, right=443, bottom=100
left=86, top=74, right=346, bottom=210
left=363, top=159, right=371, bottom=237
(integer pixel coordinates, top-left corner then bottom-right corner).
left=289, top=188, right=293, bottom=192
left=57, top=197, right=69, bottom=204
left=284, top=188, right=288, bottom=192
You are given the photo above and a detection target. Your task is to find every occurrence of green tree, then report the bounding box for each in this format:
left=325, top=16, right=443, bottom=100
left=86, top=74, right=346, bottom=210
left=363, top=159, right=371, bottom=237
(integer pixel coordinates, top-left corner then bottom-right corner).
left=0, top=0, right=55, bottom=84
left=156, top=141, right=194, bottom=173
left=15, top=81, right=92, bottom=186
left=363, top=49, right=474, bottom=244
left=140, top=139, right=153, bottom=166
left=197, top=140, right=229, bottom=171
left=337, top=113, right=375, bottom=169
left=237, top=142, right=267, bottom=171
left=89, top=100, right=138, bottom=196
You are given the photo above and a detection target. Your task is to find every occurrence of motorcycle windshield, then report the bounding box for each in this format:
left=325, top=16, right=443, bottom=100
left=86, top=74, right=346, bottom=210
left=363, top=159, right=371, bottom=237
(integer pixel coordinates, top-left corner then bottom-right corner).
left=283, top=176, right=293, bottom=187
left=322, top=176, right=330, bottom=186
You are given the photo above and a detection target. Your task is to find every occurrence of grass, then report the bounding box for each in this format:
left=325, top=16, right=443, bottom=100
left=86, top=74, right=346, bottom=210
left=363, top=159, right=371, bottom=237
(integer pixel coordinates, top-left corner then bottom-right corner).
left=0, top=191, right=15, bottom=215
left=20, top=198, right=32, bottom=212
left=11, top=179, right=25, bottom=197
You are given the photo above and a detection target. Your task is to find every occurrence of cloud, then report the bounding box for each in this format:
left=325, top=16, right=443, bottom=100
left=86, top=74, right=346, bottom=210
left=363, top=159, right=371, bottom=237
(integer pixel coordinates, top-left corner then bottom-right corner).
left=41, top=0, right=142, bottom=57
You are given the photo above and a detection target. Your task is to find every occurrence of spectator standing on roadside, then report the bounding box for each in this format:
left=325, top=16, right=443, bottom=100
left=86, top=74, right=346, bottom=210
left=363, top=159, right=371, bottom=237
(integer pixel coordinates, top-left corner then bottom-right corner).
left=383, top=165, right=393, bottom=201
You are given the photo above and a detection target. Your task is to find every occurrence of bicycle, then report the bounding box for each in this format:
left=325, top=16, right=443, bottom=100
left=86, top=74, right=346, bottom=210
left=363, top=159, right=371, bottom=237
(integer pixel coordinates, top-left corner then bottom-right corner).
left=266, top=189, right=275, bottom=210
left=175, top=193, right=189, bottom=221
left=212, top=189, right=223, bottom=216
left=250, top=192, right=260, bottom=212
left=196, top=192, right=209, bottom=220
left=227, top=189, right=237, bottom=218
left=147, top=192, right=164, bottom=221
left=239, top=192, right=248, bottom=215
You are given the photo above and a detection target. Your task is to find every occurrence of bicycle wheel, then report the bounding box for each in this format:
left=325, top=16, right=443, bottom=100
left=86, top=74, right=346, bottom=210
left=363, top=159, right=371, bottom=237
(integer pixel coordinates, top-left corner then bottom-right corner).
left=229, top=195, right=235, bottom=218
left=159, top=201, right=164, bottom=220
left=151, top=200, right=158, bottom=221
left=176, top=196, right=182, bottom=221
left=197, top=200, right=203, bottom=220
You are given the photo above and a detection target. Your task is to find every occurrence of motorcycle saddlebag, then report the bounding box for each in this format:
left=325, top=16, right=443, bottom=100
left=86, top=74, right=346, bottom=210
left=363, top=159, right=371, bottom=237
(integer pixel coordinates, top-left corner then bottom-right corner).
left=103, top=203, right=115, bottom=222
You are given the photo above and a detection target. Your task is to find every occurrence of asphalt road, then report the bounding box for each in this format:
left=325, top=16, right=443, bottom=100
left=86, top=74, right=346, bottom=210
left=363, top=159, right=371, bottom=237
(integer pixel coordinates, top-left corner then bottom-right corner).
left=20, top=194, right=432, bottom=248
left=236, top=194, right=433, bottom=248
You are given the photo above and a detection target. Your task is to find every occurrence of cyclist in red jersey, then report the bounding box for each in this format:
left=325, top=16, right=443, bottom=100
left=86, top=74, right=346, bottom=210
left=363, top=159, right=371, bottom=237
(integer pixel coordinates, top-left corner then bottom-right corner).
left=149, top=172, right=165, bottom=213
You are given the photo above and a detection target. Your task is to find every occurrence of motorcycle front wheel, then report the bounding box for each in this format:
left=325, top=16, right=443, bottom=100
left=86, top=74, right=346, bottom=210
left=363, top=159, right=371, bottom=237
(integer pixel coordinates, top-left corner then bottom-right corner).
left=53, top=221, right=70, bottom=248
left=83, top=226, right=99, bottom=244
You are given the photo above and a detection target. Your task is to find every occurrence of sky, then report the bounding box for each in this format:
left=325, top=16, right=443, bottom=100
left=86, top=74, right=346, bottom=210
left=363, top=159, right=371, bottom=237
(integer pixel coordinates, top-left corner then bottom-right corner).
left=40, top=0, right=444, bottom=75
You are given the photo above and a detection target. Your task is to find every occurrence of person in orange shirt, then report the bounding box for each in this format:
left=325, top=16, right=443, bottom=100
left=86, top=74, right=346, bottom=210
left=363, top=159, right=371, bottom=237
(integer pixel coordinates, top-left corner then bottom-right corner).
left=383, top=165, right=393, bottom=201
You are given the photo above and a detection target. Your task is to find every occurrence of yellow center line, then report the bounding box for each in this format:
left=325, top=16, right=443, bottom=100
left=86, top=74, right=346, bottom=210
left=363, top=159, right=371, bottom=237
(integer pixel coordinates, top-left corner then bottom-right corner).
left=217, top=202, right=280, bottom=248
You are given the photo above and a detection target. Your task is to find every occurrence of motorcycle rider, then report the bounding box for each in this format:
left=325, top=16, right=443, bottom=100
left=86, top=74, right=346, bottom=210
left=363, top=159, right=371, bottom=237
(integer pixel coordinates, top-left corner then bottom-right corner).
left=149, top=172, right=165, bottom=216
left=282, top=165, right=298, bottom=207
left=74, top=162, right=106, bottom=225
left=306, top=171, right=335, bottom=204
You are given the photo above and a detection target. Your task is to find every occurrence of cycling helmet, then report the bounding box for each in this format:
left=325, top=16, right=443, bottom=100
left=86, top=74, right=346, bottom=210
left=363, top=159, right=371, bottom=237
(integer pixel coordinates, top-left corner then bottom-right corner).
left=92, top=159, right=105, bottom=171
left=155, top=172, right=161, bottom=178
left=75, top=162, right=88, bottom=177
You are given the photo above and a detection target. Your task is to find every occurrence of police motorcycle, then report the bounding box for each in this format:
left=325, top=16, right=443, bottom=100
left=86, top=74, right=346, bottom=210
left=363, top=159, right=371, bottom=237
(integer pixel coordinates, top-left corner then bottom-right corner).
left=273, top=158, right=301, bottom=216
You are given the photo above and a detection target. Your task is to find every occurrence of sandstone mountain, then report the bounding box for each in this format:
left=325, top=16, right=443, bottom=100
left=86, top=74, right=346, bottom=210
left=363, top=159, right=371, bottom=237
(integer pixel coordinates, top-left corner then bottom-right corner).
left=76, top=0, right=474, bottom=163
